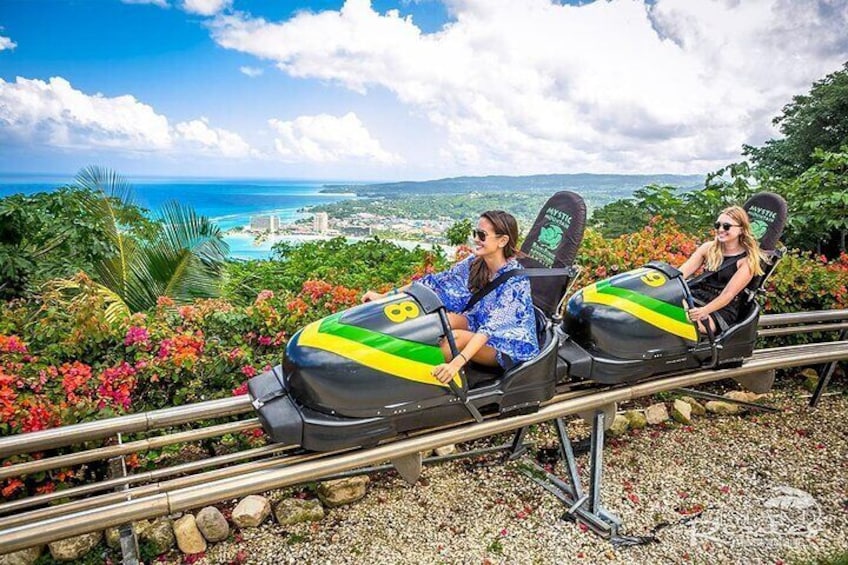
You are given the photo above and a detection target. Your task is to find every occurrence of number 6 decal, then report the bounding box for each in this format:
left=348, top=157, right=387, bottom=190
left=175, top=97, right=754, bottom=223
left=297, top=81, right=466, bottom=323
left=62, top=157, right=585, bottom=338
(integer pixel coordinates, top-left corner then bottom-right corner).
left=384, top=301, right=420, bottom=323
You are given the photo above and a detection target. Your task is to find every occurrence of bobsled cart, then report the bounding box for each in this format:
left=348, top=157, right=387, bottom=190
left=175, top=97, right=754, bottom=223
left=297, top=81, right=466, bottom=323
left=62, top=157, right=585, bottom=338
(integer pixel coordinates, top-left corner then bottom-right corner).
left=249, top=191, right=787, bottom=451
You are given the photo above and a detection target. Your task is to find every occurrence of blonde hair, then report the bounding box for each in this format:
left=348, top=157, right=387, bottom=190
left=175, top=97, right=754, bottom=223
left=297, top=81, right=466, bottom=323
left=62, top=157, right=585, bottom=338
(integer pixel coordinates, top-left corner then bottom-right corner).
left=705, top=206, right=766, bottom=276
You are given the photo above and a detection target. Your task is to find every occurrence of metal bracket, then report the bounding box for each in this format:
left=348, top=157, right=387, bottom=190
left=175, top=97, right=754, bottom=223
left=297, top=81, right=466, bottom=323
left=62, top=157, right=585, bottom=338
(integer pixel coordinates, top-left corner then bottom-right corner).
left=519, top=412, right=622, bottom=538
left=108, top=433, right=140, bottom=565
left=810, top=328, right=847, bottom=407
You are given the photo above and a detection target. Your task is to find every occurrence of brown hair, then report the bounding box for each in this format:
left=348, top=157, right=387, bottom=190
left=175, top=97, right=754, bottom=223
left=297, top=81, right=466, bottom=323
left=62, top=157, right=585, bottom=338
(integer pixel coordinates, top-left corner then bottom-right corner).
left=705, top=206, right=766, bottom=276
left=468, top=210, right=521, bottom=293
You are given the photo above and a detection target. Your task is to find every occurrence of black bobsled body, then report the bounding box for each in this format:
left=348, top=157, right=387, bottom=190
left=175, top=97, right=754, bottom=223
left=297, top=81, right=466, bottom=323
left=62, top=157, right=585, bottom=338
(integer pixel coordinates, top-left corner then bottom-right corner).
left=250, top=191, right=788, bottom=450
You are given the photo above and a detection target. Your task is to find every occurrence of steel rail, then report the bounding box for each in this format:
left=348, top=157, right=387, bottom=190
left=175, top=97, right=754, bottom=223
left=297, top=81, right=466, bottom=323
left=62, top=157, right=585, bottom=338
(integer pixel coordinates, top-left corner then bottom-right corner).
left=1, top=340, right=846, bottom=554
left=0, top=395, right=253, bottom=459
left=2, top=309, right=845, bottom=461
left=0, top=419, right=260, bottom=481
left=0, top=387, right=597, bottom=527
left=757, top=322, right=848, bottom=337
left=759, top=309, right=848, bottom=326
left=0, top=443, right=292, bottom=517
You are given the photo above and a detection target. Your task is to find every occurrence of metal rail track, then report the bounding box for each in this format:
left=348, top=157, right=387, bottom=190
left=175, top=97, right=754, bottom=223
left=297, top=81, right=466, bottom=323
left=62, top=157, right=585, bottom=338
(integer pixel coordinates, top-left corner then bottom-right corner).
left=0, top=310, right=845, bottom=554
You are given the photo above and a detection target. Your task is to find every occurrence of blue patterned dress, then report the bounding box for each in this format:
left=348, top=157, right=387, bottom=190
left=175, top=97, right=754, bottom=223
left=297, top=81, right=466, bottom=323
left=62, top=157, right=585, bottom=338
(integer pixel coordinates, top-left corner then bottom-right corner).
left=418, top=256, right=540, bottom=368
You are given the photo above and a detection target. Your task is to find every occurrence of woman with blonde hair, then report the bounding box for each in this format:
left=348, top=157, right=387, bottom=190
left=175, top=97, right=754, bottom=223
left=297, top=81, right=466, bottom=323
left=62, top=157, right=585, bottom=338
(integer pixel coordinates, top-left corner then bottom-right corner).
left=679, top=205, right=767, bottom=334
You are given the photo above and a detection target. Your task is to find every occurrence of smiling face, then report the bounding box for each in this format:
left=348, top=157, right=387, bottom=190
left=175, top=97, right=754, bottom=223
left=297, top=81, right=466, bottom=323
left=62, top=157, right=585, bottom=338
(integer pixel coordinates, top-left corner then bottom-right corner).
left=472, top=217, right=509, bottom=260
left=714, top=213, right=742, bottom=247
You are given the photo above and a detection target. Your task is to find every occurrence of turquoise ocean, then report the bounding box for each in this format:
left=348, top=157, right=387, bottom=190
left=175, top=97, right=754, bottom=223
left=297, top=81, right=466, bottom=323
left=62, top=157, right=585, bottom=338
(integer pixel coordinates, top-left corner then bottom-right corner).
left=0, top=174, right=357, bottom=259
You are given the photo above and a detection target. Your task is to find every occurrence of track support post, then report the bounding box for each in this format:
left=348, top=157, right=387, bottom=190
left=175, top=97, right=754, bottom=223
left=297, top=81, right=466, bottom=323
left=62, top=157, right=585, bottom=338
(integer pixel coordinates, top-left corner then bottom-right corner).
left=519, top=411, right=622, bottom=539
left=108, top=437, right=140, bottom=565
left=810, top=328, right=847, bottom=407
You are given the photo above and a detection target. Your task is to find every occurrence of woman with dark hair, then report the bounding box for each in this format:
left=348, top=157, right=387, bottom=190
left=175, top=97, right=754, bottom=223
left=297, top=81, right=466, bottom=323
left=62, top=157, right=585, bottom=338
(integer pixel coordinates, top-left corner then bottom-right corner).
left=361, top=210, right=539, bottom=383
left=680, top=205, right=767, bottom=334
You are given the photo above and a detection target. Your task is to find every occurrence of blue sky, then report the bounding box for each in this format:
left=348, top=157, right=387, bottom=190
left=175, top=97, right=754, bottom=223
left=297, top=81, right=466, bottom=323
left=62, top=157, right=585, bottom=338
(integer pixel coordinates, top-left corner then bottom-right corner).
left=1, top=0, right=847, bottom=181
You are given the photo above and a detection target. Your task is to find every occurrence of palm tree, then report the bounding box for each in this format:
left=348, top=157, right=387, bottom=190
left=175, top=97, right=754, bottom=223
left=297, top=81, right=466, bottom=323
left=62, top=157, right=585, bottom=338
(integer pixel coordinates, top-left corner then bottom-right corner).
left=57, top=166, right=228, bottom=320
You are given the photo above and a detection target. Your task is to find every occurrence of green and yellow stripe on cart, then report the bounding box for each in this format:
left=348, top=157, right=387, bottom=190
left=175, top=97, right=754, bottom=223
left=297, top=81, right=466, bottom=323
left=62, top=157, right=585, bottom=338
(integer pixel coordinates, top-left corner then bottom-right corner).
left=582, top=279, right=698, bottom=341
left=297, top=313, right=459, bottom=387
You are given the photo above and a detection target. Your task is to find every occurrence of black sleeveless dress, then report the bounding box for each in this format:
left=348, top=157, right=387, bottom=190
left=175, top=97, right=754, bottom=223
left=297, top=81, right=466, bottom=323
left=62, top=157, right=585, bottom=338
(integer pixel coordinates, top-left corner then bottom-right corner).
left=690, top=252, right=747, bottom=329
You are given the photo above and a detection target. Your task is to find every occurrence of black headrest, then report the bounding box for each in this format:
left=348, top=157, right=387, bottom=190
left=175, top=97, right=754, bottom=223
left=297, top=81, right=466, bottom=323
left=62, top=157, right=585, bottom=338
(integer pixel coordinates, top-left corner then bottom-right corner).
left=519, top=191, right=587, bottom=315
left=742, top=192, right=787, bottom=252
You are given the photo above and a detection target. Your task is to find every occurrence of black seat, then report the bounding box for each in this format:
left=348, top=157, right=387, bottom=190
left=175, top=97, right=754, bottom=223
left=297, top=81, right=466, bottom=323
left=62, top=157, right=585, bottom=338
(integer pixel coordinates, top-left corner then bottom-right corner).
left=518, top=191, right=587, bottom=318
left=741, top=192, right=788, bottom=303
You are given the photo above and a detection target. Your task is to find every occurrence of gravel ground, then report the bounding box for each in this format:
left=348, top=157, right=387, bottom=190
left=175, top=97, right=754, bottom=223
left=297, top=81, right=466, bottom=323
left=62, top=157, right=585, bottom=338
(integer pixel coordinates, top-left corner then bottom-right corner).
left=167, top=380, right=848, bottom=565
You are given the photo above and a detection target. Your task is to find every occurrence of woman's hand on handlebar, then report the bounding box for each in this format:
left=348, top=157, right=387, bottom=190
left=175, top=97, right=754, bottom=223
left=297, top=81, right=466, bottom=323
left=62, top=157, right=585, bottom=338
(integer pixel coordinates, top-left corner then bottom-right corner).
left=361, top=290, right=384, bottom=303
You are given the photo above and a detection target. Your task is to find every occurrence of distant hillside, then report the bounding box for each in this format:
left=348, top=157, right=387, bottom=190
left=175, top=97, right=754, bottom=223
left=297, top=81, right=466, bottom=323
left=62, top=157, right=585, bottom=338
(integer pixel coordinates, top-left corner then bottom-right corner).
left=323, top=173, right=705, bottom=197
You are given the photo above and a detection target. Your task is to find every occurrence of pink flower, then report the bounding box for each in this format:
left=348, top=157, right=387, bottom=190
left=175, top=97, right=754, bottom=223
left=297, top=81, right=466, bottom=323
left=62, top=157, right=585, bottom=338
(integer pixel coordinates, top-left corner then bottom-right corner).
left=124, top=326, right=150, bottom=348
left=232, top=382, right=248, bottom=396
left=241, top=366, right=257, bottom=378
left=258, top=336, right=273, bottom=346
left=255, top=290, right=274, bottom=303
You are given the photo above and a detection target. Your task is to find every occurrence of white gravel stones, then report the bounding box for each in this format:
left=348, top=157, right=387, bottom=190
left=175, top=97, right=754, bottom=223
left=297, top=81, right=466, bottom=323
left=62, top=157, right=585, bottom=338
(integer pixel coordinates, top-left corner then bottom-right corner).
left=157, top=386, right=848, bottom=565
left=232, top=495, right=271, bottom=528
left=173, top=514, right=207, bottom=555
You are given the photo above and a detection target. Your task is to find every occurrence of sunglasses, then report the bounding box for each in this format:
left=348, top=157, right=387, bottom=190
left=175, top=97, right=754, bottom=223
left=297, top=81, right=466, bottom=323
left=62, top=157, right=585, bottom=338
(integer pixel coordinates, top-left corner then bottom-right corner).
left=714, top=222, right=741, bottom=231
left=472, top=229, right=503, bottom=242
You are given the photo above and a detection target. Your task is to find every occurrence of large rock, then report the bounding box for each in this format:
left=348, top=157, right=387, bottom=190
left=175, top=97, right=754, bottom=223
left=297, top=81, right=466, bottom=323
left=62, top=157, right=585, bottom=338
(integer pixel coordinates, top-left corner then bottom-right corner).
left=142, top=517, right=176, bottom=554
left=173, top=515, right=207, bottom=555
left=800, top=368, right=819, bottom=392
left=624, top=410, right=647, bottom=429
left=645, top=403, right=669, bottom=425
left=608, top=414, right=630, bottom=437
left=105, top=520, right=152, bottom=549
left=48, top=532, right=102, bottom=562
left=680, top=396, right=707, bottom=417
left=724, top=390, right=765, bottom=404
left=705, top=400, right=743, bottom=415
left=671, top=400, right=692, bottom=424
left=316, top=476, right=370, bottom=508
left=275, top=498, right=326, bottom=526
left=0, top=546, right=43, bottom=565
left=434, top=444, right=458, bottom=457
left=232, top=495, right=271, bottom=528
left=196, top=506, right=230, bottom=542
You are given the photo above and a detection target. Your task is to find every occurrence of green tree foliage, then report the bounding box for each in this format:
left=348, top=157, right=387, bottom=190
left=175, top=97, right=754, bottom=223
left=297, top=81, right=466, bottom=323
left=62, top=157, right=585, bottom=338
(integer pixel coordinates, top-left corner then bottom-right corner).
left=784, top=148, right=848, bottom=252
left=223, top=236, right=448, bottom=305
left=744, top=62, right=848, bottom=177
left=0, top=186, right=157, bottom=300
left=446, top=218, right=472, bottom=245
left=64, top=166, right=229, bottom=318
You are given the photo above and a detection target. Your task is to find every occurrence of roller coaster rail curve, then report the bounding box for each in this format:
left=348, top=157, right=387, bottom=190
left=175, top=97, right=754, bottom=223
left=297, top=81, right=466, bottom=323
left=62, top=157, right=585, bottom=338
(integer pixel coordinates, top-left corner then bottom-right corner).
left=0, top=309, right=846, bottom=555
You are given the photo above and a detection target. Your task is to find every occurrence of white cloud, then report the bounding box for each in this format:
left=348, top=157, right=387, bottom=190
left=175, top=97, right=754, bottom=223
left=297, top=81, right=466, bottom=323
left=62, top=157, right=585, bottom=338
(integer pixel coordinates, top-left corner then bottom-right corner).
left=239, top=66, right=264, bottom=77
left=175, top=117, right=253, bottom=157
left=0, top=76, right=255, bottom=159
left=0, top=35, right=17, bottom=51
left=182, top=0, right=230, bottom=16
left=269, top=112, right=401, bottom=164
left=121, top=0, right=169, bottom=8
left=0, top=76, right=172, bottom=150
left=208, top=0, right=848, bottom=174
